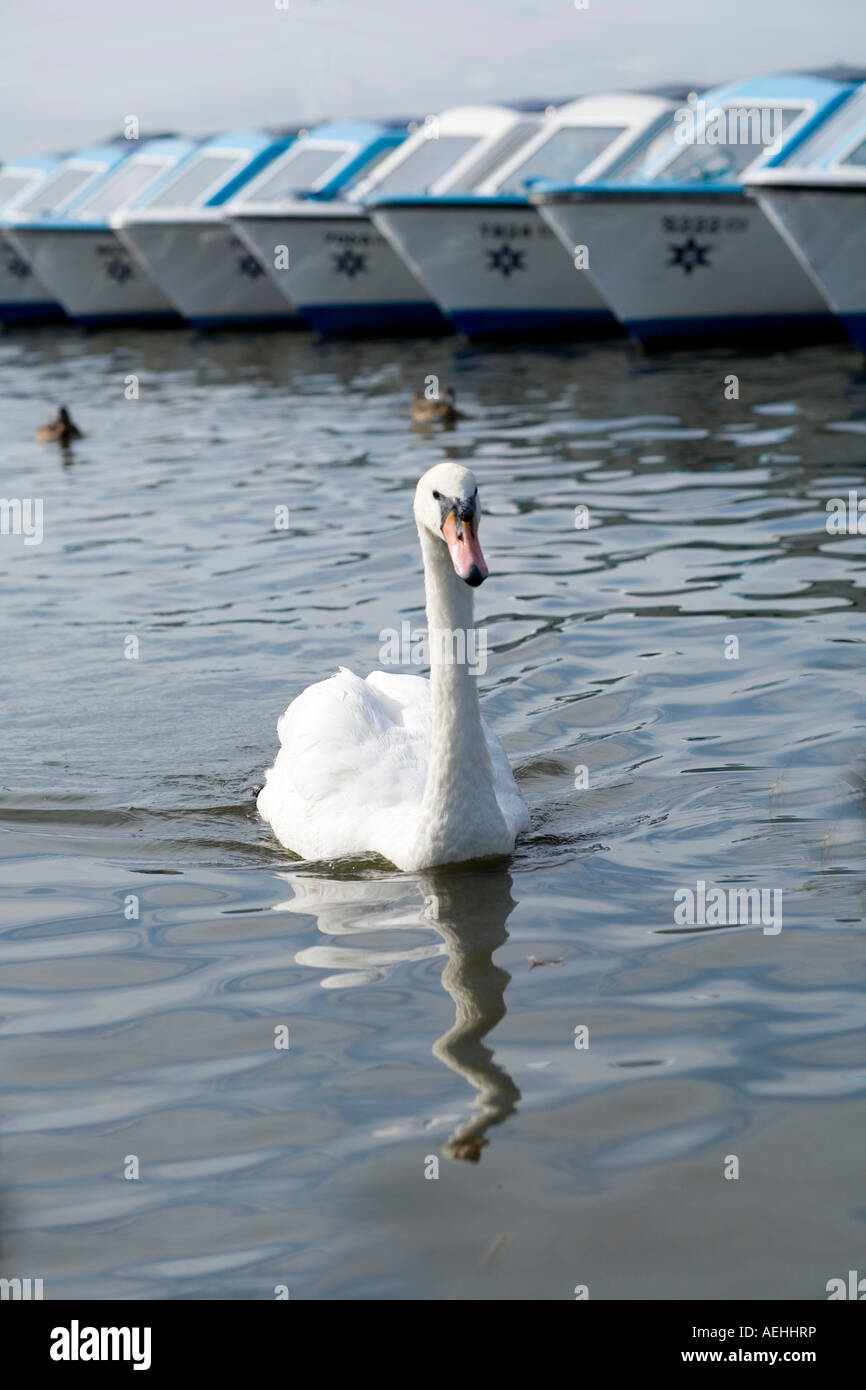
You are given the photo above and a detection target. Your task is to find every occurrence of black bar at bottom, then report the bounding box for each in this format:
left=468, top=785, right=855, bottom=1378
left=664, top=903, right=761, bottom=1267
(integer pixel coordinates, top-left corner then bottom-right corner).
left=3, top=1298, right=862, bottom=1374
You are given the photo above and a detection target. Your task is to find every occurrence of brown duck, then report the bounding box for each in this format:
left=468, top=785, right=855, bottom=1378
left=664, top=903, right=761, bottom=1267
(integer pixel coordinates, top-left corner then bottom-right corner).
left=410, top=386, right=457, bottom=425
left=36, top=406, right=83, bottom=445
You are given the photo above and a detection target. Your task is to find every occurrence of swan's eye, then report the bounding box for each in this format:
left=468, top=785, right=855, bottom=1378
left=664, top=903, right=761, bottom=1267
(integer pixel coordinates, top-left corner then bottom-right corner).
left=432, top=490, right=441, bottom=500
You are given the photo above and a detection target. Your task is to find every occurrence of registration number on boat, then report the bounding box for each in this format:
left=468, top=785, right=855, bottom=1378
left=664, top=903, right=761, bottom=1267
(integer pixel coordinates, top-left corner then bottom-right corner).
left=661, top=216, right=748, bottom=234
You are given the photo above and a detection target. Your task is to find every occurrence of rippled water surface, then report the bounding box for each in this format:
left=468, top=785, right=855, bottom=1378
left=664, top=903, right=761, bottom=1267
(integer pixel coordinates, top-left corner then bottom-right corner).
left=2, top=326, right=865, bottom=1300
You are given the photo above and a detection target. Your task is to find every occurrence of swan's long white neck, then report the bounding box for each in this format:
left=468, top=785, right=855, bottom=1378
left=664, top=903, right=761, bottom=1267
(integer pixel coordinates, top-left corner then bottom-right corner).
left=414, top=526, right=506, bottom=861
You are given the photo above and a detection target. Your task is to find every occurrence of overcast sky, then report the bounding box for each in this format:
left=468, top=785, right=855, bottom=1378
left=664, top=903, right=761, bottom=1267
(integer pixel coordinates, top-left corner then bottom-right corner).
left=3, top=0, right=863, bottom=157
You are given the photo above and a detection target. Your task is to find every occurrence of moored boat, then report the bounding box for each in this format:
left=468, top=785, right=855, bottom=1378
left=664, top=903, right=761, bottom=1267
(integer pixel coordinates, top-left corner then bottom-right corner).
left=747, top=82, right=866, bottom=352
left=230, top=105, right=547, bottom=334
left=112, top=131, right=304, bottom=329
left=367, top=92, right=676, bottom=338
left=530, top=74, right=855, bottom=347
left=1, top=145, right=131, bottom=324
left=217, top=120, right=413, bottom=331
left=4, top=137, right=197, bottom=327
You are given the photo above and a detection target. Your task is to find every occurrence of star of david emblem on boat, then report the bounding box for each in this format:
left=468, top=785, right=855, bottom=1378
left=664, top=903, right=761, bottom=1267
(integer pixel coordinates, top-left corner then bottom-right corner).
left=230, top=236, right=264, bottom=279
left=237, top=252, right=264, bottom=279
left=4, top=250, right=31, bottom=280
left=96, top=243, right=135, bottom=284
left=667, top=237, right=712, bottom=274
left=485, top=243, right=526, bottom=277
left=332, top=249, right=368, bottom=278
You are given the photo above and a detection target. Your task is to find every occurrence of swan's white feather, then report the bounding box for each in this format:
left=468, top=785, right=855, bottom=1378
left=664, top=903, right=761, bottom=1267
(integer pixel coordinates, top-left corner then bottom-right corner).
left=257, top=666, right=528, bottom=869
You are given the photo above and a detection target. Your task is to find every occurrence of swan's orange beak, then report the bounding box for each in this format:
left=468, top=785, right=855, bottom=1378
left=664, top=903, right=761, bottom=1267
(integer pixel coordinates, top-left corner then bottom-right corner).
left=442, top=510, right=488, bottom=587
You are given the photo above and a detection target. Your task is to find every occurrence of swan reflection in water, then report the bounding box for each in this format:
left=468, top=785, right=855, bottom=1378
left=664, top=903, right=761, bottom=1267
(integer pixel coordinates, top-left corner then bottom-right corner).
left=276, top=865, right=521, bottom=1162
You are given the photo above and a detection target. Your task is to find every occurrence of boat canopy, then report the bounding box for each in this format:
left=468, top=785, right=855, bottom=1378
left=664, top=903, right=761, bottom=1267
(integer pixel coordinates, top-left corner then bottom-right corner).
left=2, top=142, right=131, bottom=225
left=478, top=92, right=674, bottom=195
left=0, top=156, right=61, bottom=216
left=58, top=137, right=198, bottom=224
left=766, top=81, right=866, bottom=173
left=136, top=131, right=292, bottom=212
left=361, top=105, right=546, bottom=203
left=227, top=121, right=409, bottom=208
left=589, top=73, right=856, bottom=189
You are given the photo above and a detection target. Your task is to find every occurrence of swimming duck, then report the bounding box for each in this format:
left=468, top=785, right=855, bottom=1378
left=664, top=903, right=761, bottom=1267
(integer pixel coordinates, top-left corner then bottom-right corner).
left=410, top=387, right=457, bottom=425
left=36, top=406, right=83, bottom=445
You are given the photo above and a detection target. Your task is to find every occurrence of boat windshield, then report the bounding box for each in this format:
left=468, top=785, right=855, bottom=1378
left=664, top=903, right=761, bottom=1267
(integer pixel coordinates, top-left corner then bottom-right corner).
left=0, top=171, right=40, bottom=210
left=343, top=145, right=401, bottom=196
left=660, top=103, right=807, bottom=181
left=15, top=165, right=96, bottom=216
left=372, top=135, right=478, bottom=194
left=244, top=145, right=352, bottom=201
left=75, top=159, right=173, bottom=215
left=607, top=103, right=808, bottom=184
left=145, top=154, right=248, bottom=209
left=606, top=114, right=678, bottom=183
left=496, top=125, right=627, bottom=192
left=772, top=85, right=866, bottom=170
left=842, top=134, right=866, bottom=166
left=448, top=121, right=540, bottom=191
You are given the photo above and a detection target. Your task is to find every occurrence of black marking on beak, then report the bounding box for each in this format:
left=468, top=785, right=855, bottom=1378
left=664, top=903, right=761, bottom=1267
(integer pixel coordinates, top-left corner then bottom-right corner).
left=436, top=489, right=478, bottom=532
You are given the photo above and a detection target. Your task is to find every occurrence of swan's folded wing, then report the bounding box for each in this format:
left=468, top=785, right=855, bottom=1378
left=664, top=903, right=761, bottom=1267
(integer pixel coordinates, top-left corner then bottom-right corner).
left=482, top=720, right=531, bottom=839
left=258, top=668, right=430, bottom=861
left=364, top=669, right=431, bottom=734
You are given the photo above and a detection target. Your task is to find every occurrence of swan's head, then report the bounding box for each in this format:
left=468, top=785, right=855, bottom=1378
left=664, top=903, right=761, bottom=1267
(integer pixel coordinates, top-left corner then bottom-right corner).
left=414, top=462, right=488, bottom=587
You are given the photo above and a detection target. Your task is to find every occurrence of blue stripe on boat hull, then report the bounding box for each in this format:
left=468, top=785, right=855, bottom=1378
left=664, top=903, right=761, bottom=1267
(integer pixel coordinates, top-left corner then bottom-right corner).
left=0, top=301, right=67, bottom=324
left=449, top=308, right=623, bottom=339
left=76, top=311, right=185, bottom=329
left=624, top=313, right=845, bottom=348
left=187, top=314, right=307, bottom=331
left=299, top=301, right=451, bottom=335
left=839, top=313, right=866, bottom=354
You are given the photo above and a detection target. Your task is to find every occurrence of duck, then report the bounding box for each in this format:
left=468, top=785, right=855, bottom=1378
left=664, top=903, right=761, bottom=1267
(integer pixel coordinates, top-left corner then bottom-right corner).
left=410, top=386, right=457, bottom=425
left=257, top=462, right=529, bottom=871
left=36, top=406, right=83, bottom=445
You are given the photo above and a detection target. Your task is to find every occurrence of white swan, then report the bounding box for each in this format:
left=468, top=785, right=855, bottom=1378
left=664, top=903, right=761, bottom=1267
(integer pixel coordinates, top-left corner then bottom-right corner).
left=257, top=462, right=529, bottom=870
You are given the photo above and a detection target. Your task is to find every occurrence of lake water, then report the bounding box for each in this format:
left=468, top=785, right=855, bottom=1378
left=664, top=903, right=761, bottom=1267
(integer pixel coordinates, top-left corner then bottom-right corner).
left=1, top=326, right=865, bottom=1301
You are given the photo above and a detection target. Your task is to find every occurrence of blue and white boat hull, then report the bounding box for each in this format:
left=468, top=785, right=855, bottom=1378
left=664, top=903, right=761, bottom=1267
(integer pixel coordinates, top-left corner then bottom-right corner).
left=114, top=210, right=305, bottom=329
left=230, top=203, right=449, bottom=335
left=534, top=188, right=841, bottom=346
left=371, top=199, right=620, bottom=338
left=752, top=183, right=866, bottom=352
left=5, top=226, right=180, bottom=326
left=0, top=233, right=65, bottom=322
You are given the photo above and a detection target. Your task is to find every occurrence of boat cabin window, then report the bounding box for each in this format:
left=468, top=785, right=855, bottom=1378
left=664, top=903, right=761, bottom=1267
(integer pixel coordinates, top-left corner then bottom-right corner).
left=495, top=125, right=627, bottom=192
left=372, top=136, right=477, bottom=194
left=661, top=103, right=806, bottom=181
left=15, top=165, right=97, bottom=216
left=447, top=121, right=540, bottom=191
left=145, top=154, right=248, bottom=209
left=606, top=114, right=678, bottom=183
left=75, top=159, right=174, bottom=215
left=780, top=85, right=866, bottom=169
left=841, top=135, right=866, bottom=166
left=342, top=144, right=401, bottom=195
left=0, top=171, right=40, bottom=210
left=243, top=145, right=352, bottom=201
